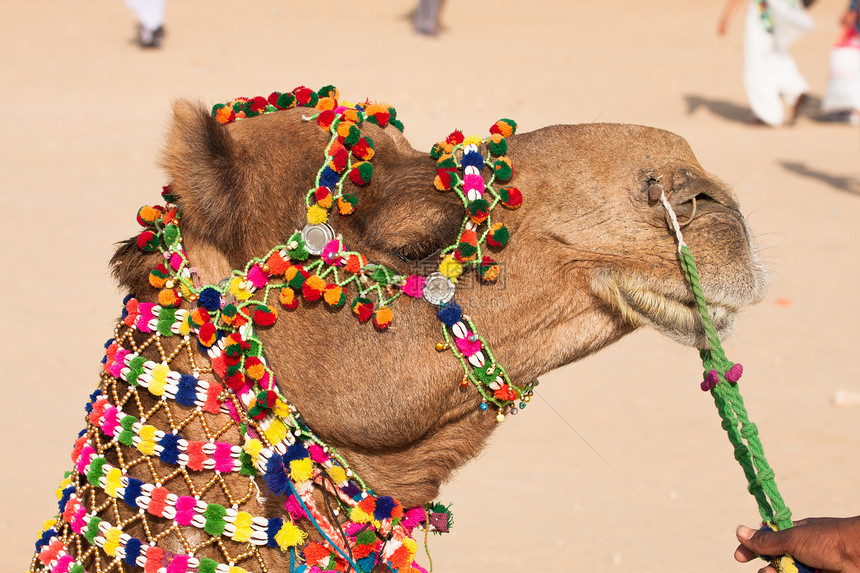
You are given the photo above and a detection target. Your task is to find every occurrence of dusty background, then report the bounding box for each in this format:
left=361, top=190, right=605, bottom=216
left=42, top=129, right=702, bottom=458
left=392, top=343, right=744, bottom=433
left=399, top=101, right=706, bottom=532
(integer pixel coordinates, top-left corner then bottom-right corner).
left=2, top=1, right=859, bottom=571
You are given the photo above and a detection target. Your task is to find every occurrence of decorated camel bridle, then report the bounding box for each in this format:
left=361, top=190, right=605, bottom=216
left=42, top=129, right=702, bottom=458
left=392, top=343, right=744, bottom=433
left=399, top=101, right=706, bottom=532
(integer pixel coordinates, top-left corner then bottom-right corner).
left=31, top=85, right=809, bottom=573
left=31, top=85, right=536, bottom=573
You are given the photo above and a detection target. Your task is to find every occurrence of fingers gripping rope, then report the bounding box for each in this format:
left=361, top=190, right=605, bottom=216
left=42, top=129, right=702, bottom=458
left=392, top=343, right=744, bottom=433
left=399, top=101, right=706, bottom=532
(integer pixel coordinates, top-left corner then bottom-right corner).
left=658, top=192, right=794, bottom=536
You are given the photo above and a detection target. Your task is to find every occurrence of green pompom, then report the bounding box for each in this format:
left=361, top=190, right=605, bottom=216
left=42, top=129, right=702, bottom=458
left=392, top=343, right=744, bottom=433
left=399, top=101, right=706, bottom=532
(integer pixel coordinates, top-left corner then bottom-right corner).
left=493, top=158, right=513, bottom=181
left=487, top=137, right=507, bottom=157
left=437, top=156, right=457, bottom=171
left=277, top=92, right=296, bottom=109
left=370, top=266, right=393, bottom=286
left=211, top=103, right=226, bottom=118
left=318, top=84, right=338, bottom=98
left=430, top=142, right=447, bottom=160
left=203, top=504, right=227, bottom=536
left=286, top=234, right=309, bottom=261
left=163, top=223, right=180, bottom=248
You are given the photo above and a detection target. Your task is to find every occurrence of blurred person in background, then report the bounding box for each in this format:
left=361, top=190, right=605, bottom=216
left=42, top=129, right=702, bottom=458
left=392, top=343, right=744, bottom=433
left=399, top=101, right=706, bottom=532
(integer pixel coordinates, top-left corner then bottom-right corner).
left=125, top=0, right=165, bottom=48
left=719, top=0, right=814, bottom=126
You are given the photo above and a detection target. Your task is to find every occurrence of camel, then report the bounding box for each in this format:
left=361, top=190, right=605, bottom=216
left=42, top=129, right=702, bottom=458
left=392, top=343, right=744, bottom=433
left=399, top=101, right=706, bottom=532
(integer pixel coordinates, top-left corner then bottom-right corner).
left=31, top=86, right=766, bottom=573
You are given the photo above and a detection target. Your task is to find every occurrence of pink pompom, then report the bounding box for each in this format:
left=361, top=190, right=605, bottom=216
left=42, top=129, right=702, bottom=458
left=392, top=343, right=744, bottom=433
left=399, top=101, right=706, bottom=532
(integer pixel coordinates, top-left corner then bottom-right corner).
left=247, top=265, right=269, bottom=289
left=308, top=444, right=329, bottom=464
left=455, top=332, right=483, bottom=357
left=402, top=275, right=426, bottom=298
left=463, top=173, right=485, bottom=193
left=169, top=253, right=183, bottom=271
left=285, top=494, right=307, bottom=519
left=321, top=240, right=344, bottom=266
left=401, top=507, right=426, bottom=529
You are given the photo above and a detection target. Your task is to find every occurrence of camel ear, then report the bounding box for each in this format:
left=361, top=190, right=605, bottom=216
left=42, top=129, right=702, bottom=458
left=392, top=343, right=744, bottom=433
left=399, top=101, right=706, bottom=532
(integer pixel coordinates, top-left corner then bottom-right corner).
left=161, top=100, right=252, bottom=258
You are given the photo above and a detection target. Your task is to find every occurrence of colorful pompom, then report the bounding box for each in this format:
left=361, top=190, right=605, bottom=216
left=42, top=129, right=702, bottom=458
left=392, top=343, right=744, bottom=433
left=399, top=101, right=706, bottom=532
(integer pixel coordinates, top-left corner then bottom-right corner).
left=293, top=86, right=318, bottom=107
left=323, top=284, right=346, bottom=307
left=279, top=287, right=299, bottom=310
left=446, top=130, right=465, bottom=145
left=243, top=96, right=268, bottom=118
left=493, top=157, right=513, bottom=181
left=498, top=186, right=523, bottom=209
left=345, top=254, right=367, bottom=274
left=276, top=92, right=296, bottom=110
left=486, top=133, right=508, bottom=156
left=434, top=169, right=458, bottom=191
left=317, top=109, right=336, bottom=130
left=317, top=85, right=339, bottom=100
left=338, top=194, right=359, bottom=215
left=325, top=151, right=346, bottom=176
left=487, top=222, right=510, bottom=247
left=467, top=199, right=490, bottom=224
left=478, top=256, right=500, bottom=282
left=197, top=322, right=217, bottom=347
left=439, top=255, right=464, bottom=282
left=364, top=103, right=390, bottom=127
left=351, top=297, right=374, bottom=323
left=372, top=306, right=393, bottom=330
left=351, top=137, right=375, bottom=161
left=349, top=161, right=373, bottom=186
left=314, top=186, right=333, bottom=209
left=149, top=264, right=169, bottom=288
left=212, top=104, right=236, bottom=124
left=490, top=118, right=517, bottom=137
left=302, top=275, right=326, bottom=301
left=252, top=304, right=277, bottom=327
left=137, top=205, right=162, bottom=226
left=337, top=121, right=361, bottom=147
left=244, top=356, right=266, bottom=380
left=137, top=230, right=159, bottom=252
left=158, top=288, right=181, bottom=307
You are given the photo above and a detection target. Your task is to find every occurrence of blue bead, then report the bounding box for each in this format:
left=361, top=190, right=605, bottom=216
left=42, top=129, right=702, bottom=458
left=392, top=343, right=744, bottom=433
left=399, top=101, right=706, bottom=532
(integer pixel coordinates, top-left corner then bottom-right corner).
left=480, top=403, right=488, bottom=411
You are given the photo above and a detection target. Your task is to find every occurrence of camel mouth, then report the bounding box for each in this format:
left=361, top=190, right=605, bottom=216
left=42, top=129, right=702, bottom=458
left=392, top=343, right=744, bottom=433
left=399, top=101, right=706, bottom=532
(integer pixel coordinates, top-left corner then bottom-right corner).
left=593, top=271, right=740, bottom=347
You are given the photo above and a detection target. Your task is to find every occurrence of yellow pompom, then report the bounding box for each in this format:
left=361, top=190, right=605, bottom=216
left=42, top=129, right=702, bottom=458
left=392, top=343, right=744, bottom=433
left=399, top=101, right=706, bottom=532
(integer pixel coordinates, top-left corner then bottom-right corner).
left=307, top=204, right=328, bottom=225
left=41, top=519, right=57, bottom=533
left=439, top=255, right=463, bottom=283
left=272, top=399, right=291, bottom=418
left=231, top=511, right=253, bottom=543
left=228, top=276, right=254, bottom=301
left=290, top=458, right=313, bottom=483
left=104, top=468, right=123, bottom=497
left=229, top=567, right=249, bottom=573
left=178, top=315, right=191, bottom=336
left=326, top=465, right=347, bottom=484
left=242, top=438, right=263, bottom=459
left=274, top=521, right=307, bottom=550
left=402, top=536, right=418, bottom=558
left=103, top=527, right=122, bottom=556
left=264, top=418, right=288, bottom=446
left=350, top=505, right=373, bottom=523
left=463, top=134, right=483, bottom=146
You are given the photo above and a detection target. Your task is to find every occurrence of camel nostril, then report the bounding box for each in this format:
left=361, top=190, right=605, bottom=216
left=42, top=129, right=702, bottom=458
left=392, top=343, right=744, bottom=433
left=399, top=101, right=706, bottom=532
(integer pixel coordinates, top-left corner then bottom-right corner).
left=646, top=182, right=664, bottom=203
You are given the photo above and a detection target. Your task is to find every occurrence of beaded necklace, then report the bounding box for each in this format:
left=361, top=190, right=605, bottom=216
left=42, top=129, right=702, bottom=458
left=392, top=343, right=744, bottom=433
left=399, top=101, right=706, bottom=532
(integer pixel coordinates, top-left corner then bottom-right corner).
left=31, top=85, right=535, bottom=573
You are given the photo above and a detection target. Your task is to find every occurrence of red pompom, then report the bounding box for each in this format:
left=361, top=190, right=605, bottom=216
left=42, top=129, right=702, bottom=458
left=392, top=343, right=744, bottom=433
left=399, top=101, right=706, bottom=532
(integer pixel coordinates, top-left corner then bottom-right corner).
left=252, top=305, right=277, bottom=326
left=317, top=109, right=336, bottom=130
left=446, top=130, right=465, bottom=145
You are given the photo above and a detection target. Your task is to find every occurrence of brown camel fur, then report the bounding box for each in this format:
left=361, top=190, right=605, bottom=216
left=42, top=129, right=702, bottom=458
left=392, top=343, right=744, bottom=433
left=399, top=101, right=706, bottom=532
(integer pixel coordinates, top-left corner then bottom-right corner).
left=59, top=100, right=765, bottom=571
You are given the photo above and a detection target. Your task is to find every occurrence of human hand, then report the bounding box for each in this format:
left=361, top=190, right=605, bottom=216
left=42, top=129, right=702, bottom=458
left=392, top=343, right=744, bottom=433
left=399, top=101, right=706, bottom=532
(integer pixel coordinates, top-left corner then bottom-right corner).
left=734, top=517, right=860, bottom=573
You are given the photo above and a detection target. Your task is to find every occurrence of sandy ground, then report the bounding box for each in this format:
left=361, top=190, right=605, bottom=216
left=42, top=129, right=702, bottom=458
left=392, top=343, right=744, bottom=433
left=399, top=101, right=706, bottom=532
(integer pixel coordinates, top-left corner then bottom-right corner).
left=2, top=1, right=860, bottom=571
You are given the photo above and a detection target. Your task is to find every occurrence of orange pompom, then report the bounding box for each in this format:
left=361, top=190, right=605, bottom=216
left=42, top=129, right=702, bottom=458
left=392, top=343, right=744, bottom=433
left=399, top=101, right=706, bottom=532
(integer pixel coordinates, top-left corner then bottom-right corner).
left=372, top=306, right=393, bottom=330
left=267, top=251, right=289, bottom=276
left=345, top=254, right=367, bottom=275
left=158, top=288, right=181, bottom=307
left=279, top=287, right=298, bottom=309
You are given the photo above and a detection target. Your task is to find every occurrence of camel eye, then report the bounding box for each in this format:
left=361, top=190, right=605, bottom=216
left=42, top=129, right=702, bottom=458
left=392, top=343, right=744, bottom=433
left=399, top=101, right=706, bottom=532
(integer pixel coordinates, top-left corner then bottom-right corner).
left=394, top=241, right=442, bottom=263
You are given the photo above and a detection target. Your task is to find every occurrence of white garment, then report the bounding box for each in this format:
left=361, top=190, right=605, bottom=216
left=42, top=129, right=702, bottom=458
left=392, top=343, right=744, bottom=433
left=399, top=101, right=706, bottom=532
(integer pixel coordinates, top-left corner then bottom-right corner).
left=124, top=0, right=166, bottom=32
left=742, top=0, right=812, bottom=126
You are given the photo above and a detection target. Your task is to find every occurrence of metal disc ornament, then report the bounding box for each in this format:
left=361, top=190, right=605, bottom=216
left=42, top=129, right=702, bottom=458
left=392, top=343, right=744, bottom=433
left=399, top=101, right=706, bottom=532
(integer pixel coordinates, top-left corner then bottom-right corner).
left=423, top=272, right=456, bottom=306
left=301, top=223, right=335, bottom=255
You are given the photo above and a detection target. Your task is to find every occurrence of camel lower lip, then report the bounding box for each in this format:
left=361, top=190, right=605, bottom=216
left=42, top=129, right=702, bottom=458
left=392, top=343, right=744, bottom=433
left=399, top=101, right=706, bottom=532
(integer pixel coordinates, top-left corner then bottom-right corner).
left=599, top=272, right=738, bottom=347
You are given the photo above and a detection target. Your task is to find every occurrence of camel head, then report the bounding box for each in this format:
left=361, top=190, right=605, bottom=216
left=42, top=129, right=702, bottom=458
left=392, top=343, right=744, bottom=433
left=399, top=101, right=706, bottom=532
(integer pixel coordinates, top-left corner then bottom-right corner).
left=109, top=100, right=766, bottom=506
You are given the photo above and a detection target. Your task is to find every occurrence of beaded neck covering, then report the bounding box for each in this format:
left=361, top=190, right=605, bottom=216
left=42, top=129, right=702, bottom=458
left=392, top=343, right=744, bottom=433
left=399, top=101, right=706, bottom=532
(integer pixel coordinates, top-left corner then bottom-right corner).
left=31, top=85, right=536, bottom=573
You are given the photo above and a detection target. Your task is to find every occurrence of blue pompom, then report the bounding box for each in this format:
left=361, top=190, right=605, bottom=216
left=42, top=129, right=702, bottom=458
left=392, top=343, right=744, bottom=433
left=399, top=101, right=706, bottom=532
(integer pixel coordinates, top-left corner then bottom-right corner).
left=266, top=517, right=283, bottom=548
left=197, top=287, right=221, bottom=311
left=437, top=300, right=462, bottom=327
left=357, top=555, right=378, bottom=572
left=461, top=150, right=484, bottom=170
left=123, top=478, right=144, bottom=508
left=175, top=374, right=198, bottom=407
left=373, top=496, right=397, bottom=520
left=320, top=166, right=340, bottom=189
left=284, top=441, right=309, bottom=463
left=158, top=433, right=181, bottom=465
left=124, top=537, right=143, bottom=566
left=58, top=485, right=75, bottom=513
left=263, top=454, right=289, bottom=495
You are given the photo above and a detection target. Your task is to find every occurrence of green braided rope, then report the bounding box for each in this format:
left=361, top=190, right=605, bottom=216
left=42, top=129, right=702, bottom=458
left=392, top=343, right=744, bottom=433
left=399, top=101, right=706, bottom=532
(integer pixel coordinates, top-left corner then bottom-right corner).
left=678, top=245, right=793, bottom=531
